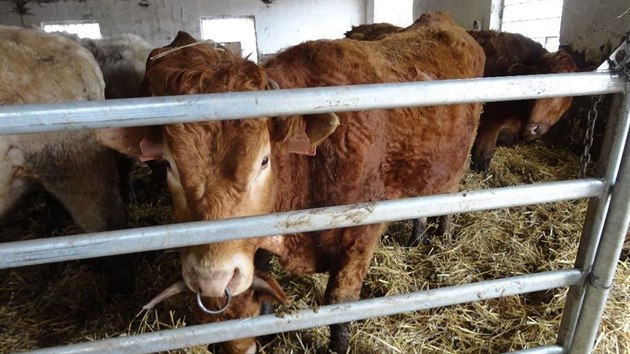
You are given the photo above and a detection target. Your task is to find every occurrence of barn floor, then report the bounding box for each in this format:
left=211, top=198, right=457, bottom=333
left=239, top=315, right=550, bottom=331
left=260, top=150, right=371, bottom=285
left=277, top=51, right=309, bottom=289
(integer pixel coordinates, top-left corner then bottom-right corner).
left=1, top=141, right=629, bottom=354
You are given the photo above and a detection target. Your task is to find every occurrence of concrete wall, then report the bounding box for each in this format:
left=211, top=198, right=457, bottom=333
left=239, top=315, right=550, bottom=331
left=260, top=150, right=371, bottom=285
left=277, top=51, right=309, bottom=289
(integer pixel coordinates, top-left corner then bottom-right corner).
left=0, top=0, right=366, bottom=55
left=413, top=0, right=492, bottom=30
left=560, top=0, right=630, bottom=63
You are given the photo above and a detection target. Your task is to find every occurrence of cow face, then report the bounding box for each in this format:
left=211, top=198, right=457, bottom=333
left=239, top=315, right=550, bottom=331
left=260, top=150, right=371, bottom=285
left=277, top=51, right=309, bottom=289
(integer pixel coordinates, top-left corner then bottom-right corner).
left=166, top=112, right=338, bottom=298
left=523, top=96, right=573, bottom=140
left=97, top=30, right=339, bottom=300
left=163, top=118, right=275, bottom=298
left=524, top=51, right=577, bottom=140
left=510, top=50, right=577, bottom=141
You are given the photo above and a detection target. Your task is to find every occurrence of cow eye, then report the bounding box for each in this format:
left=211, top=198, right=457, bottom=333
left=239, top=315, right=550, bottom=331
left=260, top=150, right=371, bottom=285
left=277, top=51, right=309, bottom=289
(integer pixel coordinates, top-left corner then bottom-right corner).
left=261, top=155, right=269, bottom=167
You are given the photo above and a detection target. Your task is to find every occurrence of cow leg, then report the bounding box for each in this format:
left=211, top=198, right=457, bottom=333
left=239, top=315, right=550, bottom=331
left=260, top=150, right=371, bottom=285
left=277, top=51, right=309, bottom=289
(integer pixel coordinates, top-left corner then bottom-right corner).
left=408, top=181, right=457, bottom=246
left=0, top=174, right=29, bottom=220
left=324, top=224, right=384, bottom=354
left=471, top=117, right=504, bottom=173
left=254, top=249, right=275, bottom=316
left=116, top=153, right=136, bottom=203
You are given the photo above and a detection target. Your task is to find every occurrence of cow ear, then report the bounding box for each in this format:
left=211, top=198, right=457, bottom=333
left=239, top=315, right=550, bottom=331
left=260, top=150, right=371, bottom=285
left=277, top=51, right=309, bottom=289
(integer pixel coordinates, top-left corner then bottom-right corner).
left=96, top=126, right=163, bottom=161
left=304, top=113, right=340, bottom=146
left=252, top=273, right=291, bottom=307
left=274, top=113, right=340, bottom=156
left=170, top=31, right=198, bottom=47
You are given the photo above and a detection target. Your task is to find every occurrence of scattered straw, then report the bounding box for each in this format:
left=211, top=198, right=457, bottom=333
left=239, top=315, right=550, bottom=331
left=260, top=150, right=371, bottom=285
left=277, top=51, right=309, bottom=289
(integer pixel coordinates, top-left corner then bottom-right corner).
left=1, top=142, right=628, bottom=353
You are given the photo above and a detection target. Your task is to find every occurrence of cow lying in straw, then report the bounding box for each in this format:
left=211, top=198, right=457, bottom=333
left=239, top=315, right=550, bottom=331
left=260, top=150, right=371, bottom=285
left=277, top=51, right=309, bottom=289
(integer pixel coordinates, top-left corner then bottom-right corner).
left=99, top=12, right=485, bottom=353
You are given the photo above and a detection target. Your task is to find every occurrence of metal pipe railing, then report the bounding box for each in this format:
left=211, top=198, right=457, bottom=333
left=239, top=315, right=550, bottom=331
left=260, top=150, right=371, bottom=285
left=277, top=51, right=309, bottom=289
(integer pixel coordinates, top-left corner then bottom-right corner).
left=0, top=72, right=625, bottom=135
left=557, top=83, right=630, bottom=347
left=26, top=269, right=581, bottom=354
left=1, top=70, right=627, bottom=354
left=508, top=345, right=563, bottom=354
left=0, top=179, right=603, bottom=269
left=568, top=90, right=630, bottom=353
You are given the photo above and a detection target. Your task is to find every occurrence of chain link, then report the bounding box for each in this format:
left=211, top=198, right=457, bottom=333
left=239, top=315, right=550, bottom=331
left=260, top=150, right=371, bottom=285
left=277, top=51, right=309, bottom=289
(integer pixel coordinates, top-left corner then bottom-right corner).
left=578, top=95, right=603, bottom=178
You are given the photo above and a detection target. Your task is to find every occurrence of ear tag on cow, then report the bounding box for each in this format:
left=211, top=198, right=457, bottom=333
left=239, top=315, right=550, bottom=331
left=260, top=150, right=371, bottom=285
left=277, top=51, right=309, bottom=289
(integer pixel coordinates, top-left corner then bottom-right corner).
left=287, top=130, right=316, bottom=156
left=139, top=137, right=163, bottom=162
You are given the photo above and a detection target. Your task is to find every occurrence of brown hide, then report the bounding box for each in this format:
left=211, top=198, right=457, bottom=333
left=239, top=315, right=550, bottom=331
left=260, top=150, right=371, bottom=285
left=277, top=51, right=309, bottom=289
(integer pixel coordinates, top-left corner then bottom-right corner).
left=101, top=15, right=485, bottom=353
left=344, top=22, right=402, bottom=41
left=343, top=25, right=578, bottom=172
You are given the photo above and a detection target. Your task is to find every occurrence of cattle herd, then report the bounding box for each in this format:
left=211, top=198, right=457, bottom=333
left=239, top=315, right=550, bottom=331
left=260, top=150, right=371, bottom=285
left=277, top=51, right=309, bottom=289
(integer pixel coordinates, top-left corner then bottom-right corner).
left=0, top=11, right=581, bottom=354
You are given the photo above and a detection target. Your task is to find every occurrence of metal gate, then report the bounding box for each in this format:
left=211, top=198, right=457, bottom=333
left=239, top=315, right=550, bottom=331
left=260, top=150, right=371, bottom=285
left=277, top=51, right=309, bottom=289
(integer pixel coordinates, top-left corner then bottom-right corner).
left=1, top=40, right=629, bottom=354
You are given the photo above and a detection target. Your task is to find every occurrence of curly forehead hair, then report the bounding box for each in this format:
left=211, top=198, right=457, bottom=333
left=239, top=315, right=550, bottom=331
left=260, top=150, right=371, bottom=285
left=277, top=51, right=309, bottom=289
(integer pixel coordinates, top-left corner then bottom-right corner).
left=145, top=33, right=267, bottom=96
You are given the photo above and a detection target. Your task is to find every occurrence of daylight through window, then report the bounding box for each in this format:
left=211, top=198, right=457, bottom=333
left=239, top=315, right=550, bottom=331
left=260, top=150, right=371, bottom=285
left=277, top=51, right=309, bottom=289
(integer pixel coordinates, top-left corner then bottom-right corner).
left=41, top=21, right=102, bottom=39
left=200, top=17, right=258, bottom=63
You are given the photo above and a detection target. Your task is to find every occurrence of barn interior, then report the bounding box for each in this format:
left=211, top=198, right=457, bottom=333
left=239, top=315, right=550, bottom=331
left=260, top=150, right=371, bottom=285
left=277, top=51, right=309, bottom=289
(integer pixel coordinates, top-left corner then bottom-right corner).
left=1, top=0, right=629, bottom=353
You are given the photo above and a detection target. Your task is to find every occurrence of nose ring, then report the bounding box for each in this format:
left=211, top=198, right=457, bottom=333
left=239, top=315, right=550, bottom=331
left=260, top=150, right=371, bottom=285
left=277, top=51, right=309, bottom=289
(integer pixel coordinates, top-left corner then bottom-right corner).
left=196, top=288, right=232, bottom=315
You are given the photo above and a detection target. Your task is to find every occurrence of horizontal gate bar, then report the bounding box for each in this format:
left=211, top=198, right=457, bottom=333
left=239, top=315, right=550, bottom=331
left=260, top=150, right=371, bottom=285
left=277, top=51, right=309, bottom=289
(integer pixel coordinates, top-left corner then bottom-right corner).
left=0, top=179, right=603, bottom=269
left=26, top=269, right=581, bottom=354
left=508, top=345, right=563, bottom=354
left=0, top=72, right=624, bottom=135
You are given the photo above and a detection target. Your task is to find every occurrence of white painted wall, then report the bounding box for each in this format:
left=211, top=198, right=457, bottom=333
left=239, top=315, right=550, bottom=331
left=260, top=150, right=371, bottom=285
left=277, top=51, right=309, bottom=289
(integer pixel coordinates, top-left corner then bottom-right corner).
left=413, top=0, right=492, bottom=30
left=372, top=0, right=413, bottom=27
left=501, top=0, right=564, bottom=51
left=0, top=0, right=366, bottom=56
left=560, top=0, right=630, bottom=63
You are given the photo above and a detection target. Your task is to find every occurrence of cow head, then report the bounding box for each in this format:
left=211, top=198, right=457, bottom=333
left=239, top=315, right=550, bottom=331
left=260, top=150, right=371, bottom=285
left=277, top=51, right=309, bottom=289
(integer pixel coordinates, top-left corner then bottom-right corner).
left=509, top=49, right=578, bottom=141
left=97, top=31, right=339, bottom=300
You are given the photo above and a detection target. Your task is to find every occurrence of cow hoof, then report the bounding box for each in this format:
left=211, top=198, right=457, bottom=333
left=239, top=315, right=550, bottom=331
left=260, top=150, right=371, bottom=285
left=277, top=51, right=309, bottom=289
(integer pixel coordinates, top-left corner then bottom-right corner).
left=470, top=158, right=490, bottom=173
left=328, top=323, right=350, bottom=354
left=408, top=216, right=450, bottom=246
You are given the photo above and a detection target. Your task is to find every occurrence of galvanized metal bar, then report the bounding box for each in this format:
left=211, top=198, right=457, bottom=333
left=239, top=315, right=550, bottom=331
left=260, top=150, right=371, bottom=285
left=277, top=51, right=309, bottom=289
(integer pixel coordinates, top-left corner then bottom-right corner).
left=0, top=179, right=602, bottom=269
left=0, top=72, right=624, bottom=135
left=26, top=269, right=581, bottom=354
left=508, top=345, right=564, bottom=354
left=557, top=83, right=630, bottom=347
left=568, top=103, right=630, bottom=353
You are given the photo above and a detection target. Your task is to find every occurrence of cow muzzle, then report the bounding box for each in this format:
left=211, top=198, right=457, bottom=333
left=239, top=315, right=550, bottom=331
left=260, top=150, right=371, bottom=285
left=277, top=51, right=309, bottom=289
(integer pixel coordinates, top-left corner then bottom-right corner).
left=523, top=123, right=547, bottom=140
left=182, top=252, right=254, bottom=299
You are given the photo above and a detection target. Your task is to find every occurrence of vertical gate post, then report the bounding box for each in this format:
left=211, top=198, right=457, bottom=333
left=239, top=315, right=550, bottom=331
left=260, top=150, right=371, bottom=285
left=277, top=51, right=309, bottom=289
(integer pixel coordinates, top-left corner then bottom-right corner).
left=569, top=98, right=630, bottom=352
left=559, top=82, right=630, bottom=352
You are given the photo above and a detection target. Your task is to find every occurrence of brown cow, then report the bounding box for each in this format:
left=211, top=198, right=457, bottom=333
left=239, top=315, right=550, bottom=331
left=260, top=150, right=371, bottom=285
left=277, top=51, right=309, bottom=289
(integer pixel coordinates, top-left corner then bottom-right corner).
left=100, top=13, right=485, bottom=353
left=345, top=25, right=578, bottom=172
left=469, top=31, right=578, bottom=171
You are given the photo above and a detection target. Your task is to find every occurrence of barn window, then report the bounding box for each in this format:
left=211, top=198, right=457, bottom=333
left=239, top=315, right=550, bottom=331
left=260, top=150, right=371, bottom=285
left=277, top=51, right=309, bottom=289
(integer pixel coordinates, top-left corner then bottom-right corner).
left=371, top=0, right=413, bottom=27
left=41, top=21, right=102, bottom=39
left=200, top=16, right=259, bottom=63
left=498, top=0, right=564, bottom=51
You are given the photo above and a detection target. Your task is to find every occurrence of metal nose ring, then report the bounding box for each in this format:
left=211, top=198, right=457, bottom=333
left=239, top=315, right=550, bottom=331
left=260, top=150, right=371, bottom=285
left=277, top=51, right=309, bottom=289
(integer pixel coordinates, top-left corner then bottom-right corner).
left=196, top=288, right=232, bottom=315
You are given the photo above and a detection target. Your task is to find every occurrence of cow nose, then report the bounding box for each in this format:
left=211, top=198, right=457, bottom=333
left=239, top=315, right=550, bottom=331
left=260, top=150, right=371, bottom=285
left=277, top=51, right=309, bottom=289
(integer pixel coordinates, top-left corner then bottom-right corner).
left=194, top=265, right=242, bottom=298
left=526, top=123, right=543, bottom=137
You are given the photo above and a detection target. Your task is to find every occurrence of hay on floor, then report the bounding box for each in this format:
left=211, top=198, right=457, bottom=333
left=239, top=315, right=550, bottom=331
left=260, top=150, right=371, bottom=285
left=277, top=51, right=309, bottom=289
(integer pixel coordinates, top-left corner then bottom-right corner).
left=1, top=141, right=628, bottom=353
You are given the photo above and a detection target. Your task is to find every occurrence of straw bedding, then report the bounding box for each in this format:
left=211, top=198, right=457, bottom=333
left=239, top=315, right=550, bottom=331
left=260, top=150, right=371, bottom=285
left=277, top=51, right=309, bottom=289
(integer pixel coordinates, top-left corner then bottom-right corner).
left=1, top=141, right=628, bottom=353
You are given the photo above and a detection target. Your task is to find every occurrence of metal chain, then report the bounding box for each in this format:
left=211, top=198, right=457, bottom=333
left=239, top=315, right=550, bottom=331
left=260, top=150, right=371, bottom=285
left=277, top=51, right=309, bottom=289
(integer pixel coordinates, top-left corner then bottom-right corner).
left=579, top=95, right=603, bottom=178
